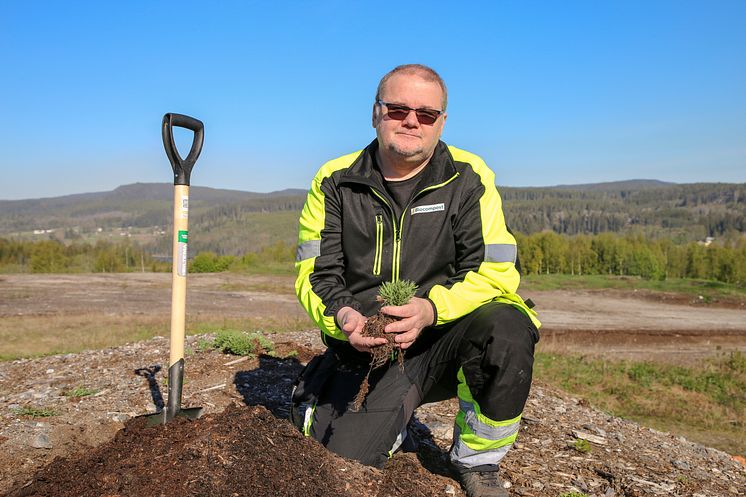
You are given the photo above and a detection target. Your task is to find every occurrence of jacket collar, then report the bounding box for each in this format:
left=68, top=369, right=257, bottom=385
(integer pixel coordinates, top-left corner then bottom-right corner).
left=339, top=139, right=457, bottom=191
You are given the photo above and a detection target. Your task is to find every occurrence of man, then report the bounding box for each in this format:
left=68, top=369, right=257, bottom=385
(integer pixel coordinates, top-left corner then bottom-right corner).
left=292, top=64, right=540, bottom=497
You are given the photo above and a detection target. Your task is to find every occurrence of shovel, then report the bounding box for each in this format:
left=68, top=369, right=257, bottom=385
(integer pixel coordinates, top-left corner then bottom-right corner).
left=145, top=113, right=205, bottom=425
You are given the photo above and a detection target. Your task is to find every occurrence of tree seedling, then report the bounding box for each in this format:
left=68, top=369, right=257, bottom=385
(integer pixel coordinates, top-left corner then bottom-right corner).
left=573, top=438, right=592, bottom=453
left=351, top=279, right=417, bottom=411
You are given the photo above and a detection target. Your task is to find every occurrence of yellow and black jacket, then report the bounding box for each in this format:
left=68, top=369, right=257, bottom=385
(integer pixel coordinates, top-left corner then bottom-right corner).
left=295, top=139, right=539, bottom=350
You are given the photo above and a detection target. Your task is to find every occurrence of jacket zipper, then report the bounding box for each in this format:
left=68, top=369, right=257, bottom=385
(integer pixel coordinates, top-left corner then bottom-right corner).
left=369, top=172, right=459, bottom=281
left=373, top=213, right=383, bottom=276
left=369, top=189, right=398, bottom=279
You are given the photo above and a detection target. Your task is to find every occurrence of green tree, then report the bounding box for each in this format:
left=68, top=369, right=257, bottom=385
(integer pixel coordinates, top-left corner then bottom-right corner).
left=29, top=240, right=68, bottom=273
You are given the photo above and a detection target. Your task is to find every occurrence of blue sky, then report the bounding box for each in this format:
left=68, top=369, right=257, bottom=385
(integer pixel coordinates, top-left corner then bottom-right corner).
left=1, top=1, right=745, bottom=200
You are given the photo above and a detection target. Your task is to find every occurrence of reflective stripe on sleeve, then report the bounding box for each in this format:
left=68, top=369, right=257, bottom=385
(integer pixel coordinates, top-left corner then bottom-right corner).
left=296, top=240, right=321, bottom=261
left=484, top=243, right=517, bottom=264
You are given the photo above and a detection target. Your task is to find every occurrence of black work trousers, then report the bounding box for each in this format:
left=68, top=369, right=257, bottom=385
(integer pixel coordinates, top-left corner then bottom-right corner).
left=290, top=302, right=538, bottom=469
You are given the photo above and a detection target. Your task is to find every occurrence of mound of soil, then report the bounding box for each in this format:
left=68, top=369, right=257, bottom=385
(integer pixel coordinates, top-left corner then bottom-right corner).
left=4, top=403, right=455, bottom=497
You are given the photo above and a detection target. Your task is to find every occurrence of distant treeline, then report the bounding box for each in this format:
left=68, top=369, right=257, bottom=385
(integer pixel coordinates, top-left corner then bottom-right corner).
left=514, top=232, right=746, bottom=285
left=2, top=234, right=745, bottom=287
left=188, top=242, right=295, bottom=273
left=0, top=238, right=295, bottom=274
left=0, top=238, right=164, bottom=273
left=3, top=183, right=745, bottom=249
left=501, top=182, right=745, bottom=241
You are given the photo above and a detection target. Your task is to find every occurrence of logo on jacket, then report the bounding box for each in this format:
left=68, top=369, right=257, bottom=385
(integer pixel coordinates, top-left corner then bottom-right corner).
left=411, top=203, right=445, bottom=215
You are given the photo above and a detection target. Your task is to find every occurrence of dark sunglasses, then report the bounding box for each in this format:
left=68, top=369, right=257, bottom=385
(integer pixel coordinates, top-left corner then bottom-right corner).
left=376, top=100, right=444, bottom=125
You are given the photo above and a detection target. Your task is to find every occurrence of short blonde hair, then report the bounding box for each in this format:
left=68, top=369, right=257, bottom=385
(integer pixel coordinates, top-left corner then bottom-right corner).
left=375, top=64, right=448, bottom=111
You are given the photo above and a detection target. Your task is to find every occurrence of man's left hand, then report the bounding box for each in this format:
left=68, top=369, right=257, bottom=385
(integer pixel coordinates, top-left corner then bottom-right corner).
left=381, top=297, right=435, bottom=350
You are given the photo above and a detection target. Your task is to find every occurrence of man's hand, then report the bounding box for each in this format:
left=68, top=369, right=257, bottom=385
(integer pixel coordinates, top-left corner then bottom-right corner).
left=337, top=306, right=387, bottom=353
left=381, top=297, right=435, bottom=350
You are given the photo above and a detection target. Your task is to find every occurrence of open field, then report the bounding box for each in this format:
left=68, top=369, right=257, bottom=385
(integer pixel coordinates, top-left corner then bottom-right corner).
left=0, top=272, right=745, bottom=495
left=2, top=273, right=744, bottom=363
left=0, top=273, right=311, bottom=359
left=1, top=273, right=745, bottom=455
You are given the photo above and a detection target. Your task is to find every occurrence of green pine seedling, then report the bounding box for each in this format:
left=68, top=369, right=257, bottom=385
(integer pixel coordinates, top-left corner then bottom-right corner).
left=353, top=279, right=418, bottom=411
left=377, top=279, right=418, bottom=307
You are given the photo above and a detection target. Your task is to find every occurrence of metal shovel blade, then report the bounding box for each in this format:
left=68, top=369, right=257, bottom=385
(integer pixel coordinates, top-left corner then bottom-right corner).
left=142, top=406, right=204, bottom=427
left=141, top=359, right=204, bottom=426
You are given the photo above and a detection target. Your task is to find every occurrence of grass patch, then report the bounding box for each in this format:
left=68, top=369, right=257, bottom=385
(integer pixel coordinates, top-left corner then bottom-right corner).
left=520, top=274, right=746, bottom=301
left=13, top=406, right=58, bottom=418
left=212, top=330, right=275, bottom=357
left=63, top=386, right=98, bottom=398
left=535, top=350, right=746, bottom=454
left=188, top=316, right=312, bottom=336
left=218, top=280, right=295, bottom=295
left=0, top=314, right=312, bottom=361
left=196, top=337, right=213, bottom=352
left=232, top=262, right=295, bottom=276
left=0, top=314, right=170, bottom=361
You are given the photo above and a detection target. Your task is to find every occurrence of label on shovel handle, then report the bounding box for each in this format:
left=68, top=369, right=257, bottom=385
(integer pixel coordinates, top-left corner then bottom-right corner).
left=177, top=230, right=188, bottom=276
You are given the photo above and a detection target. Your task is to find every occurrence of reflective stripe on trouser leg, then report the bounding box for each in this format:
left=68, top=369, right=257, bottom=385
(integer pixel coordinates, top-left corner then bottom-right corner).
left=387, top=428, right=408, bottom=458
left=300, top=402, right=316, bottom=436
left=450, top=368, right=521, bottom=469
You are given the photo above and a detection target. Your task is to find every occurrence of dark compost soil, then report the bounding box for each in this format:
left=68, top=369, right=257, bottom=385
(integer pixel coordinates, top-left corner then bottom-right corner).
left=4, top=403, right=456, bottom=497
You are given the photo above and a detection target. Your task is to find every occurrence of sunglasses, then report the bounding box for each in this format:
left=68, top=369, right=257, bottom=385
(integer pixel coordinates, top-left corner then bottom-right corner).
left=376, top=100, right=444, bottom=125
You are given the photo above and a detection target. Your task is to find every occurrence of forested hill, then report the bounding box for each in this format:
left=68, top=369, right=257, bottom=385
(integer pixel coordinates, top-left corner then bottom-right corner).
left=1, top=181, right=744, bottom=251
left=0, top=183, right=307, bottom=234
left=547, top=179, right=675, bottom=191
left=500, top=181, right=745, bottom=241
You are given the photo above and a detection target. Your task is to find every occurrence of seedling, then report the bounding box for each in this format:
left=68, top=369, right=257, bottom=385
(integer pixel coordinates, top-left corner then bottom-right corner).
left=352, top=280, right=417, bottom=411
left=573, top=438, right=592, bottom=453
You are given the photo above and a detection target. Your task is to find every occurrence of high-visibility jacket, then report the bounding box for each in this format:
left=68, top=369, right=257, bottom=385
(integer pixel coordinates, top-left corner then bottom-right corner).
left=295, top=139, right=540, bottom=344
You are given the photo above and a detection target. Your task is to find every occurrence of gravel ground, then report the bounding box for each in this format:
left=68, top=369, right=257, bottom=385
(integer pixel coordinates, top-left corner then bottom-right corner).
left=0, top=273, right=745, bottom=495
left=0, top=332, right=744, bottom=496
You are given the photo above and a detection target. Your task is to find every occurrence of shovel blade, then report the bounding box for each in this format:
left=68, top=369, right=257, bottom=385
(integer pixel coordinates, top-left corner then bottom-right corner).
left=175, top=406, right=204, bottom=420
left=141, top=406, right=204, bottom=427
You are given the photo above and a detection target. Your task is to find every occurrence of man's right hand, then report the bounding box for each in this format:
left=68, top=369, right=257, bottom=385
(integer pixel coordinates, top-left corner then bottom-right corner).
left=337, top=306, right=387, bottom=353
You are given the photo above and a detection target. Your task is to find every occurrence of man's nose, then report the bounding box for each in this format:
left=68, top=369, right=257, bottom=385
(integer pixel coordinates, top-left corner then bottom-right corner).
left=402, top=109, right=420, bottom=127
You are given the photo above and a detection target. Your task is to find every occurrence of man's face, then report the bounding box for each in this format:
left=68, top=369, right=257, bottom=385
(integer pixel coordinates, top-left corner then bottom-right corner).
left=373, top=72, right=447, bottom=163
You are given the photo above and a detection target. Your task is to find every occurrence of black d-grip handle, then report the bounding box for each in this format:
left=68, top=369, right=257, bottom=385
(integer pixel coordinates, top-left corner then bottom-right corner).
left=162, top=113, right=204, bottom=186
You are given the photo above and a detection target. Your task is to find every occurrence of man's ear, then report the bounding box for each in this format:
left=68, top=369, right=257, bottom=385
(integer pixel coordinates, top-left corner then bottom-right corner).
left=372, top=103, right=380, bottom=128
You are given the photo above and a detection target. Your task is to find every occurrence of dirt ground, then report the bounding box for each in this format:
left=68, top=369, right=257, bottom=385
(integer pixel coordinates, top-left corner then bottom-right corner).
left=2, top=273, right=745, bottom=364
left=0, top=273, right=745, bottom=496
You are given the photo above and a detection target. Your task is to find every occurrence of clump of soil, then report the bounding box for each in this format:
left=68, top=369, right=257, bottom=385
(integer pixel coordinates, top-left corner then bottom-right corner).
left=352, top=311, right=400, bottom=411
left=352, top=280, right=417, bottom=411
left=3, top=403, right=456, bottom=497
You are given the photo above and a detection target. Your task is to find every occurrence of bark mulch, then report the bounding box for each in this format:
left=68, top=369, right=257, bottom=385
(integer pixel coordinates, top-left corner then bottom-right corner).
left=3, top=403, right=458, bottom=497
